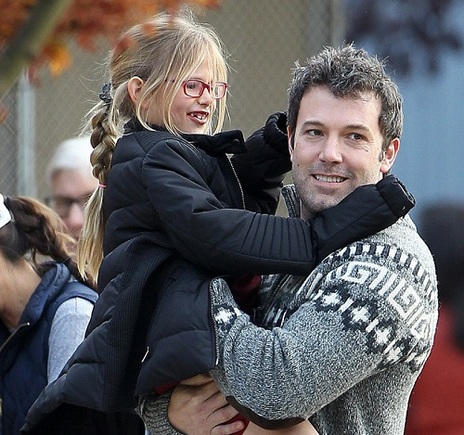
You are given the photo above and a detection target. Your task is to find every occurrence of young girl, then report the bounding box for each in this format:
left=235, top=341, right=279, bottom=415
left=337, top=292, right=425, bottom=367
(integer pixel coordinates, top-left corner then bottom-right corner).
left=21, top=11, right=414, bottom=435
left=0, top=194, right=97, bottom=434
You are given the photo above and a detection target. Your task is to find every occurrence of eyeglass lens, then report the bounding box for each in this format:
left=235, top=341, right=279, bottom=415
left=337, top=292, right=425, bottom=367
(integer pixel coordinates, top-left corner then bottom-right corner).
left=45, top=193, right=92, bottom=218
left=183, top=80, right=227, bottom=99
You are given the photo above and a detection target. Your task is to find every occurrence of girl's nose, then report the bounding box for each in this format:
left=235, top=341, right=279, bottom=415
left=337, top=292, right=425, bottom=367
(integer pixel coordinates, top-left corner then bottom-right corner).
left=197, top=87, right=213, bottom=105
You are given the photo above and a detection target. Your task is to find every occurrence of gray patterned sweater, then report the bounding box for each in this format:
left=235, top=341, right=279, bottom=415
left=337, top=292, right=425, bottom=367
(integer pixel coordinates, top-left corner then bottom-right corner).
left=209, top=209, right=438, bottom=434
left=139, top=187, right=437, bottom=435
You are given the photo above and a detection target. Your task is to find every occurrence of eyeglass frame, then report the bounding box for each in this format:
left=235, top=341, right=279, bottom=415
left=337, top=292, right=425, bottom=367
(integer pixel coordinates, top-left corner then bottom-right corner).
left=44, top=192, right=93, bottom=218
left=182, top=79, right=228, bottom=100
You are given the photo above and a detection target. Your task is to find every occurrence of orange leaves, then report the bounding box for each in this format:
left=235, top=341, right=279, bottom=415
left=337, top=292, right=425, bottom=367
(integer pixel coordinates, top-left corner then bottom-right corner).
left=27, top=40, right=72, bottom=84
left=0, top=0, right=36, bottom=45
left=184, top=0, right=220, bottom=8
left=42, top=41, right=72, bottom=76
left=56, top=0, right=222, bottom=48
left=0, top=0, right=221, bottom=79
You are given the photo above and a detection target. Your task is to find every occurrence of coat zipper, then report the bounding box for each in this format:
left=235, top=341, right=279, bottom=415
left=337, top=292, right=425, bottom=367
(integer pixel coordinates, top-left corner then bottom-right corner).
left=226, top=156, right=246, bottom=210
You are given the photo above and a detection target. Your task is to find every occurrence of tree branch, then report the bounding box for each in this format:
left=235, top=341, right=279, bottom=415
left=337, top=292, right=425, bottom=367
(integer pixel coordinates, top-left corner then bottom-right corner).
left=0, top=0, right=74, bottom=98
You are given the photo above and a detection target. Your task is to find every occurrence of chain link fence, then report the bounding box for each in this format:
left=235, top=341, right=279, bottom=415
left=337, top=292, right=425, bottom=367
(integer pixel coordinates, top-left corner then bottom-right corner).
left=0, top=0, right=343, bottom=202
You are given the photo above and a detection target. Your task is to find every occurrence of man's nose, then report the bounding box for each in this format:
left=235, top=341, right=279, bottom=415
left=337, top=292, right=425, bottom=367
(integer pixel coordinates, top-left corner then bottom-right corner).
left=63, top=202, right=85, bottom=239
left=319, top=136, right=342, bottom=163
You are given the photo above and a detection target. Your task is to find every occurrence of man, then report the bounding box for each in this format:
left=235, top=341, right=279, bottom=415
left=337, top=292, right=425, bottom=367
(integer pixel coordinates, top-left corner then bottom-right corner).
left=46, top=136, right=97, bottom=241
left=149, top=45, right=438, bottom=434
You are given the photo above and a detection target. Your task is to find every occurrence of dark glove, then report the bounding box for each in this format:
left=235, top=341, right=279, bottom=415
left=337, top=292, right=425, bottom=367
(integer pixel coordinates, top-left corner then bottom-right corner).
left=261, top=111, right=288, bottom=153
left=311, top=174, right=416, bottom=262
left=231, top=112, right=290, bottom=214
left=237, top=111, right=289, bottom=161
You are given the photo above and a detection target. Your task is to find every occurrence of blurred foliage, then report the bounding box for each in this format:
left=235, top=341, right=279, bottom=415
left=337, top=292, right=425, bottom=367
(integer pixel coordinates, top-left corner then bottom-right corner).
left=345, top=0, right=463, bottom=75
left=0, top=0, right=219, bottom=96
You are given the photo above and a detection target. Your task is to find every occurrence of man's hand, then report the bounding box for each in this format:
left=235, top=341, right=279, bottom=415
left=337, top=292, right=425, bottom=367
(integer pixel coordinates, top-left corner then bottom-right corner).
left=169, top=374, right=246, bottom=435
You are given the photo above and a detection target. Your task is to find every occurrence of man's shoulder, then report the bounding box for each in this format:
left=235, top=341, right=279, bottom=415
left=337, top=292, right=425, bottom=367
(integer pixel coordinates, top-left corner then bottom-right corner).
left=311, top=216, right=436, bottom=304
left=328, top=216, right=429, bottom=262
left=366, top=215, right=434, bottom=269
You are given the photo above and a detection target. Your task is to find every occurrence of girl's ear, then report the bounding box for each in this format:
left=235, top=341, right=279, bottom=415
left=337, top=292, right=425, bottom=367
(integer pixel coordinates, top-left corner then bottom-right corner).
left=127, top=77, right=145, bottom=104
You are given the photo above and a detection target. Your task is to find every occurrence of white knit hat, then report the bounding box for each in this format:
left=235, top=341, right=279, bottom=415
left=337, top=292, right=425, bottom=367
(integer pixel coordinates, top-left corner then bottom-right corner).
left=46, top=136, right=93, bottom=186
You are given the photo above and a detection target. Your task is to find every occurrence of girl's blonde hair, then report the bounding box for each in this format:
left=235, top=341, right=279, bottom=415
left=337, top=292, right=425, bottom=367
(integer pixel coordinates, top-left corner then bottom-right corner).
left=78, top=11, right=229, bottom=281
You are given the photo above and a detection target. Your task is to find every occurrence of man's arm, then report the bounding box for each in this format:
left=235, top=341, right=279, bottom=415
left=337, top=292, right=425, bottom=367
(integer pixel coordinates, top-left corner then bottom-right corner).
left=138, top=377, right=320, bottom=434
left=208, top=241, right=436, bottom=428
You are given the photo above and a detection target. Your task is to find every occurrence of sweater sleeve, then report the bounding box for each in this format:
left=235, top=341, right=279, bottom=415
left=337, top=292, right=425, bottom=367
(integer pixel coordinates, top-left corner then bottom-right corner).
left=143, top=139, right=414, bottom=277
left=136, top=392, right=182, bottom=435
left=47, top=297, right=94, bottom=382
left=208, top=243, right=436, bottom=428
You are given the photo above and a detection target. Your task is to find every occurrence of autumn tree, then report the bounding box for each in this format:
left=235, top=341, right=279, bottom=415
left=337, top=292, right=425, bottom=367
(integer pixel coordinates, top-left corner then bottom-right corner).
left=0, top=0, right=219, bottom=98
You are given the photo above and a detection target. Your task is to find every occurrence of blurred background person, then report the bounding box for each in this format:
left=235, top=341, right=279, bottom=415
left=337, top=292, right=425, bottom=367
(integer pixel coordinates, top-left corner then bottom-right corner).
left=0, top=193, right=97, bottom=434
left=45, top=136, right=97, bottom=242
left=405, top=203, right=464, bottom=435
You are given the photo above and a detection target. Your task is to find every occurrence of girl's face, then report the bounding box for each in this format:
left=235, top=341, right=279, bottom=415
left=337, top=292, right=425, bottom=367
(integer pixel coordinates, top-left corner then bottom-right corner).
left=169, top=60, right=218, bottom=134
left=141, top=60, right=218, bottom=135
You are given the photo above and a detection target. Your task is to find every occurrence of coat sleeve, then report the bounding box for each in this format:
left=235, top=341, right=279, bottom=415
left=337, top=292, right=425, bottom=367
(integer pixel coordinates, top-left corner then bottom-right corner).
left=143, top=139, right=414, bottom=276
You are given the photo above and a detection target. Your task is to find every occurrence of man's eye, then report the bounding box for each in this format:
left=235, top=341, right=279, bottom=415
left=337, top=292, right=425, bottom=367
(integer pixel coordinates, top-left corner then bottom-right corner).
left=348, top=132, right=364, bottom=141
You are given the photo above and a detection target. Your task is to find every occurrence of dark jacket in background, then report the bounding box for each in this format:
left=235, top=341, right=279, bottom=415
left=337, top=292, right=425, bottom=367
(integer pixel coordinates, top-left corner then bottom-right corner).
left=0, top=264, right=97, bottom=435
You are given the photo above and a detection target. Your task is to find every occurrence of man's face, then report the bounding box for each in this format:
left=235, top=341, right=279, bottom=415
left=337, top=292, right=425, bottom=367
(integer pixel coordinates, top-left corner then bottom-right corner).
left=289, top=86, right=399, bottom=219
left=49, top=169, right=97, bottom=240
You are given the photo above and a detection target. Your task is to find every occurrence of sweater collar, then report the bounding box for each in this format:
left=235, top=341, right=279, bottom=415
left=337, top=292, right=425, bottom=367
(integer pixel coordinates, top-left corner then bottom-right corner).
left=282, top=184, right=300, bottom=218
left=124, top=118, right=246, bottom=156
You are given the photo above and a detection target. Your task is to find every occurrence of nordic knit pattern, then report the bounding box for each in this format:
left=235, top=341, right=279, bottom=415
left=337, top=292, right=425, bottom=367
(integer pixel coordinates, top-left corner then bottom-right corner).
left=209, top=214, right=438, bottom=435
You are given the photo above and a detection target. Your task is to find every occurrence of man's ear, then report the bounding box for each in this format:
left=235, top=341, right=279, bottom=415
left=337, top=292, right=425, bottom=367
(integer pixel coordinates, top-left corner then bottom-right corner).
left=287, top=127, right=295, bottom=161
left=380, top=138, right=400, bottom=174
left=127, top=77, right=145, bottom=104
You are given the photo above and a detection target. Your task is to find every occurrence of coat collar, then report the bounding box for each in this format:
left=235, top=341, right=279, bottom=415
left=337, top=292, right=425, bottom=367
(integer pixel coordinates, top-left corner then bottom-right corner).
left=124, top=119, right=246, bottom=156
left=19, top=263, right=72, bottom=326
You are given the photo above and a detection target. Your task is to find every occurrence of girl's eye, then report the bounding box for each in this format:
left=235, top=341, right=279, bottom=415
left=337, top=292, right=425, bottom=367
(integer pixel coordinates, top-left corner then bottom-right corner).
left=186, top=82, right=199, bottom=91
